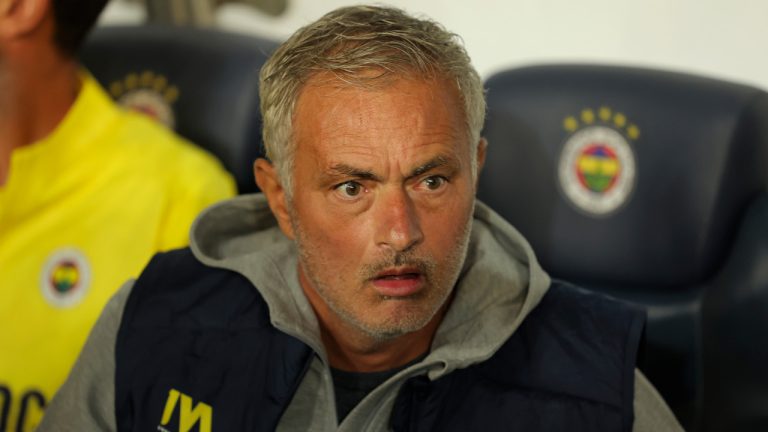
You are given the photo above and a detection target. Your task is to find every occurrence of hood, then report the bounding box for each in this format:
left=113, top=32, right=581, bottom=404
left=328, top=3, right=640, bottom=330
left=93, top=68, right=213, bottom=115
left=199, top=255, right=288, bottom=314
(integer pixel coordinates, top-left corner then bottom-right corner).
left=190, top=193, right=550, bottom=375
left=425, top=200, right=550, bottom=379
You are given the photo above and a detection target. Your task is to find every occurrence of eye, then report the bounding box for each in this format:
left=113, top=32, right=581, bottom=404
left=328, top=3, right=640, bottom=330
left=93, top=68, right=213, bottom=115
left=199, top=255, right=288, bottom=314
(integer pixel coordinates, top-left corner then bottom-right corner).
left=334, top=181, right=364, bottom=199
left=421, top=176, right=448, bottom=191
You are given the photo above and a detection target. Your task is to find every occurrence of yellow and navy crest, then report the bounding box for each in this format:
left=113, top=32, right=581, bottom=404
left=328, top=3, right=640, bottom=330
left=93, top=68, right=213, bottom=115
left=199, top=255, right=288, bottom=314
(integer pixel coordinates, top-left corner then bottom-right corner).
left=109, top=70, right=179, bottom=128
left=557, top=107, right=640, bottom=216
left=40, top=248, right=91, bottom=308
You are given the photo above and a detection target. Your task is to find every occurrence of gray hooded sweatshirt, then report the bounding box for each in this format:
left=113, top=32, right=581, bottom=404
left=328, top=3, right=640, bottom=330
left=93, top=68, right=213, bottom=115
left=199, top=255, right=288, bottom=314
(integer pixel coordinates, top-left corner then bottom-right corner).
left=39, top=194, right=682, bottom=431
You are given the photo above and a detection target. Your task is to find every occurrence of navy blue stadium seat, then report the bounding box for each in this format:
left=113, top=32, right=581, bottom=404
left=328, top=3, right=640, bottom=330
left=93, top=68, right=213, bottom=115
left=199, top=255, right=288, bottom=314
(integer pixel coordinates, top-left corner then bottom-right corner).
left=80, top=25, right=278, bottom=194
left=479, top=64, right=768, bottom=432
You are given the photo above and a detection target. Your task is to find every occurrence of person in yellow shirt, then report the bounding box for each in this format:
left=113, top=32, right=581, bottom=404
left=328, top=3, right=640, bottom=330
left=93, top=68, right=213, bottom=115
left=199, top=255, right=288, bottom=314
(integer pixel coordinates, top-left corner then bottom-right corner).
left=0, top=1, right=236, bottom=430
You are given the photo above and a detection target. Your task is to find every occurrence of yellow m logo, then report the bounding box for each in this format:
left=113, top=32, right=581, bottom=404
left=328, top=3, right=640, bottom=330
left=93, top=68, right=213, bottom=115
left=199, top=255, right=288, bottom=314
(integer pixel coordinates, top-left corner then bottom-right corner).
left=160, top=389, right=212, bottom=432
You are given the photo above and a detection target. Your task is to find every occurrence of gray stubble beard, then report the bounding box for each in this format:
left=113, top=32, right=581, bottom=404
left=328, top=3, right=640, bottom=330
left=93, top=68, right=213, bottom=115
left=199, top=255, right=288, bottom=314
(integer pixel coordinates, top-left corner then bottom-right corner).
left=290, top=203, right=474, bottom=343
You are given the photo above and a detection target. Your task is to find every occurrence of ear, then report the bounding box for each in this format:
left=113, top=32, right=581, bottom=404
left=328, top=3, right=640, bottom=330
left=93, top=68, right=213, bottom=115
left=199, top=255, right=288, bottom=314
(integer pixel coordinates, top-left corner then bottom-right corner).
left=254, top=158, right=295, bottom=239
left=0, top=0, right=50, bottom=40
left=474, top=137, right=488, bottom=187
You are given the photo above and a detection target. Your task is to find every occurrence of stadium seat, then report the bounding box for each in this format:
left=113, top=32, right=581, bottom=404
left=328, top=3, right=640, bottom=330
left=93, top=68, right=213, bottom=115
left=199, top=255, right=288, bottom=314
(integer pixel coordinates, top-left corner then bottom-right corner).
left=80, top=25, right=278, bottom=194
left=478, top=64, right=768, bottom=431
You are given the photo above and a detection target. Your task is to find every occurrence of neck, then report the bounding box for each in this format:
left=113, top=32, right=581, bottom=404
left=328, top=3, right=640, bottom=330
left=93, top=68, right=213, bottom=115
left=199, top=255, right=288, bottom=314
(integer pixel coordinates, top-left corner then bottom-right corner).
left=0, top=56, right=80, bottom=185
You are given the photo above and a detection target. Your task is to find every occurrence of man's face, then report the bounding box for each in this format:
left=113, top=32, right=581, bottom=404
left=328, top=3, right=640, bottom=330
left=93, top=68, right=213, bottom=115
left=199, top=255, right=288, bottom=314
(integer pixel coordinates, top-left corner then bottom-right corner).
left=286, top=73, right=480, bottom=342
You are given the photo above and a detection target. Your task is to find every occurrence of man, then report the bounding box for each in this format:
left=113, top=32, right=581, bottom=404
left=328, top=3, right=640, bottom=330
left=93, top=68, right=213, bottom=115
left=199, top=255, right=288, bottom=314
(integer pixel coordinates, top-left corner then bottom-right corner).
left=40, top=5, right=681, bottom=431
left=0, top=0, right=234, bottom=430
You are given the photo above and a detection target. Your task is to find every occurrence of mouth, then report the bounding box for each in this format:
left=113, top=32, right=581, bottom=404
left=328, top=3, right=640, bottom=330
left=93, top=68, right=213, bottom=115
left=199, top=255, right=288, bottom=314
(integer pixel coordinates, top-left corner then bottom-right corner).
left=372, top=267, right=424, bottom=298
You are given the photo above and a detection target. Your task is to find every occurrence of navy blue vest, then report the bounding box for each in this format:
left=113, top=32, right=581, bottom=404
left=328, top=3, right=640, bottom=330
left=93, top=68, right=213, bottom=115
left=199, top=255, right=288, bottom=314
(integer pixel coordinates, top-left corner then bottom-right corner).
left=115, top=248, right=644, bottom=431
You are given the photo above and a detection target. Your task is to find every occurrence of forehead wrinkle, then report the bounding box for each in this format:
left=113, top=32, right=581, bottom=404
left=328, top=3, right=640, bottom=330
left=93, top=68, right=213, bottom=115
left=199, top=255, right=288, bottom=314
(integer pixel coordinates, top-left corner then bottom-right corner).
left=320, top=121, right=462, bottom=149
left=302, top=77, right=466, bottom=144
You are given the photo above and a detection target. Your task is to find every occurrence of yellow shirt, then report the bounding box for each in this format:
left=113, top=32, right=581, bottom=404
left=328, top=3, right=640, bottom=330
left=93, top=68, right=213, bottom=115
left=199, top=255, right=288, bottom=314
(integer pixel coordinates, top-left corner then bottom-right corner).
left=0, top=74, right=236, bottom=431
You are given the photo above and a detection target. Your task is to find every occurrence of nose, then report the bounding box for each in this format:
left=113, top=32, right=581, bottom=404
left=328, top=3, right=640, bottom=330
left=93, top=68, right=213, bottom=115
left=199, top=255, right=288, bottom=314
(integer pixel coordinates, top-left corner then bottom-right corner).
left=375, top=187, right=424, bottom=253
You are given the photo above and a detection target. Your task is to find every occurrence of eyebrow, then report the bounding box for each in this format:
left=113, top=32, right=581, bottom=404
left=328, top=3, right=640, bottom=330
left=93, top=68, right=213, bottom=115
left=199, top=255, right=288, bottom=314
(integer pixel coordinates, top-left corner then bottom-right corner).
left=409, top=155, right=453, bottom=179
left=327, top=155, right=457, bottom=182
left=327, top=164, right=381, bottom=181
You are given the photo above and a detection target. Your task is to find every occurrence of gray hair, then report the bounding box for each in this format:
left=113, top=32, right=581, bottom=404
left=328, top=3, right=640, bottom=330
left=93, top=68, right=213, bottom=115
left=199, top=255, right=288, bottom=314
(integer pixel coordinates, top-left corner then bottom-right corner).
left=259, top=5, right=486, bottom=196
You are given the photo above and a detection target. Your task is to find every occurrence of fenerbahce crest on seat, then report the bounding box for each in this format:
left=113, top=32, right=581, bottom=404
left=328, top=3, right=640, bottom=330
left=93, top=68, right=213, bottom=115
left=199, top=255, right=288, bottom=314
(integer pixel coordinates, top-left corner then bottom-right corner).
left=108, top=70, right=179, bottom=128
left=558, top=107, right=640, bottom=217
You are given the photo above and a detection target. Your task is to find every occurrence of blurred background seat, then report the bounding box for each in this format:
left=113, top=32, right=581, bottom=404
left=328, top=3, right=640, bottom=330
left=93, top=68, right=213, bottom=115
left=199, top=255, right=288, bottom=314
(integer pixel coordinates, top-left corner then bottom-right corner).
left=478, top=64, right=768, bottom=431
left=80, top=25, right=278, bottom=194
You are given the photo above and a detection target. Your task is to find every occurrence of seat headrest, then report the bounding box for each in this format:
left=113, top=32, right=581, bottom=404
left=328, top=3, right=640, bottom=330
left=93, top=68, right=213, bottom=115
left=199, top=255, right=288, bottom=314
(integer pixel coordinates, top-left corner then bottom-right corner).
left=479, top=65, right=768, bottom=288
left=80, top=25, right=278, bottom=194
